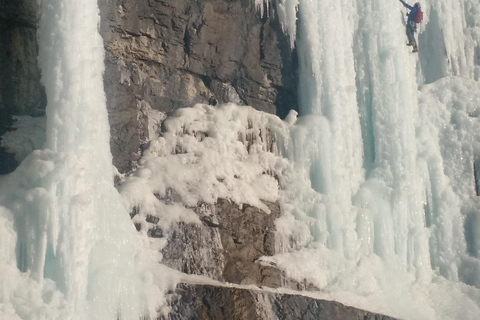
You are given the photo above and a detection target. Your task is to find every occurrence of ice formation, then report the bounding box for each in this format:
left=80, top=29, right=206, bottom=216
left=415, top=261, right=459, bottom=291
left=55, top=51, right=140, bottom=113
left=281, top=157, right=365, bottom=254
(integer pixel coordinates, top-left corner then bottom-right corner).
left=254, top=0, right=480, bottom=319
left=1, top=0, right=480, bottom=319
left=0, top=0, right=148, bottom=319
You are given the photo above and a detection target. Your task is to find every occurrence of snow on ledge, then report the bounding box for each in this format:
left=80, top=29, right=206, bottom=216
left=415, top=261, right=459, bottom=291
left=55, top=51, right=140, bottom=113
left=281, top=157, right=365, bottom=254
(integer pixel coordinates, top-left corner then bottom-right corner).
left=118, top=103, right=296, bottom=231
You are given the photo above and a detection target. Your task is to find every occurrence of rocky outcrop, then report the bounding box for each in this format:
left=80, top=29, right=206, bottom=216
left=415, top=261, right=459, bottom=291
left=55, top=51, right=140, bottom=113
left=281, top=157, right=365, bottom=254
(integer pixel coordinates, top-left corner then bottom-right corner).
left=160, top=199, right=281, bottom=287
left=0, top=0, right=298, bottom=175
left=0, top=0, right=45, bottom=173
left=165, top=283, right=397, bottom=320
left=158, top=197, right=322, bottom=293
left=98, top=0, right=298, bottom=173
left=0, top=2, right=395, bottom=319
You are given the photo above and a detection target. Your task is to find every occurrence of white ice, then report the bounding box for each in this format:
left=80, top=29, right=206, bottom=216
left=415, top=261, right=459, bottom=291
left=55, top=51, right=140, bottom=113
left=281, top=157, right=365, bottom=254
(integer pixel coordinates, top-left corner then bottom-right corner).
left=254, top=0, right=480, bottom=319
left=118, top=103, right=292, bottom=231
left=0, top=0, right=162, bottom=319
left=2, top=0, right=480, bottom=319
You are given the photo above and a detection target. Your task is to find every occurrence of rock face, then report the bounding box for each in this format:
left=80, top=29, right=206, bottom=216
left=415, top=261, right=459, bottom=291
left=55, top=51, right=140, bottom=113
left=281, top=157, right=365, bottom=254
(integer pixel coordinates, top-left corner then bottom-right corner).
left=98, top=0, right=298, bottom=173
left=0, top=0, right=298, bottom=175
left=0, top=1, right=395, bottom=319
left=0, top=0, right=44, bottom=115
left=0, top=0, right=45, bottom=173
left=161, top=199, right=280, bottom=286
left=165, top=283, right=397, bottom=320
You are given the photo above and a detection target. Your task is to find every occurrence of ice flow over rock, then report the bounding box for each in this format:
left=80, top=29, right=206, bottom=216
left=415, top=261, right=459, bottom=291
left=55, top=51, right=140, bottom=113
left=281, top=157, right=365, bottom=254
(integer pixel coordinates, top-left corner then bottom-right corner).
left=0, top=0, right=145, bottom=319
left=255, top=1, right=480, bottom=319
left=1, top=0, right=480, bottom=320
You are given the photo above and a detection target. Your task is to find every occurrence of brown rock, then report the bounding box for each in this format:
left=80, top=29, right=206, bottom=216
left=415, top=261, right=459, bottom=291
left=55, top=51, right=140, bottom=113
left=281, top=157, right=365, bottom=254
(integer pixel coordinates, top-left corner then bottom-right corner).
left=0, top=1, right=298, bottom=175
left=98, top=0, right=298, bottom=173
left=164, top=283, right=398, bottom=320
left=216, top=199, right=280, bottom=285
left=160, top=199, right=281, bottom=286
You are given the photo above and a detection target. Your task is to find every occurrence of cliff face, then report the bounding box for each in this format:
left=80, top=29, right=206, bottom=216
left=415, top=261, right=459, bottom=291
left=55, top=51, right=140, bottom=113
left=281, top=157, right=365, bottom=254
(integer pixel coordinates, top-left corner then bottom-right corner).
left=160, top=199, right=281, bottom=286
left=0, top=1, right=396, bottom=319
left=0, top=0, right=44, bottom=116
left=0, top=0, right=45, bottom=173
left=98, top=0, right=298, bottom=173
left=0, top=0, right=298, bottom=174
left=166, top=284, right=397, bottom=320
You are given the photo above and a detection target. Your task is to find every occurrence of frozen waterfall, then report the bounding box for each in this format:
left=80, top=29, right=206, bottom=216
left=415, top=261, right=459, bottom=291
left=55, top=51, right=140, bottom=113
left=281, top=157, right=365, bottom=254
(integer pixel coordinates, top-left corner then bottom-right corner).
left=1, top=0, right=480, bottom=319
left=0, top=0, right=143, bottom=319
left=256, top=0, right=480, bottom=319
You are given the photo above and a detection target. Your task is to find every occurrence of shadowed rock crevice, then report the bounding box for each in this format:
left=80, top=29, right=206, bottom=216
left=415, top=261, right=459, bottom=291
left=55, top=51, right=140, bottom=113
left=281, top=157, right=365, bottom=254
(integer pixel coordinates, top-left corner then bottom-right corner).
left=0, top=0, right=46, bottom=174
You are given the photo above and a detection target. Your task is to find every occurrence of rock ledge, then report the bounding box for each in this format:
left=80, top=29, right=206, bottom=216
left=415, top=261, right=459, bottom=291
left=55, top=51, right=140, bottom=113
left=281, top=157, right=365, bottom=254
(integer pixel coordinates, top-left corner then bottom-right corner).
left=164, top=283, right=398, bottom=320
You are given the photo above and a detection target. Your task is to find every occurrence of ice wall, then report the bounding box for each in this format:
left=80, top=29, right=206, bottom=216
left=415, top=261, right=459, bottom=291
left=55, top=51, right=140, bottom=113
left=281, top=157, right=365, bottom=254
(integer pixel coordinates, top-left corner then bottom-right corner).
left=1, top=0, right=479, bottom=319
left=256, top=0, right=480, bottom=319
left=419, top=0, right=480, bottom=83
left=0, top=0, right=143, bottom=319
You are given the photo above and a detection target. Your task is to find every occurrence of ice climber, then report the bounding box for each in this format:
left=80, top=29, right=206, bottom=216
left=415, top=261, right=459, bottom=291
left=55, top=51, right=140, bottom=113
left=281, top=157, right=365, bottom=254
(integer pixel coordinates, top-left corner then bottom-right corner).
left=399, top=0, right=423, bottom=53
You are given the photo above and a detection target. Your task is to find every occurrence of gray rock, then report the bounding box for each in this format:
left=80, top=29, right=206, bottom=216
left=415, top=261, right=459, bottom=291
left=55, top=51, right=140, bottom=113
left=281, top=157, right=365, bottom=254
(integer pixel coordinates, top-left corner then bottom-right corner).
left=157, top=196, right=321, bottom=291
left=0, top=0, right=298, bottom=175
left=162, top=221, right=225, bottom=280
left=0, top=0, right=46, bottom=173
left=0, top=0, right=44, bottom=115
left=216, top=199, right=279, bottom=285
left=0, top=2, right=393, bottom=319
left=164, top=283, right=398, bottom=320
left=98, top=0, right=298, bottom=173
left=159, top=199, right=281, bottom=286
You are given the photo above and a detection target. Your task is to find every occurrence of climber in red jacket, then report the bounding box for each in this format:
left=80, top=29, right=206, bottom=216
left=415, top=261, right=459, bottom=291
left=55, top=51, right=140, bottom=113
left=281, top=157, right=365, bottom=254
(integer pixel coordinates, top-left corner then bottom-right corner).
left=399, top=1, right=423, bottom=53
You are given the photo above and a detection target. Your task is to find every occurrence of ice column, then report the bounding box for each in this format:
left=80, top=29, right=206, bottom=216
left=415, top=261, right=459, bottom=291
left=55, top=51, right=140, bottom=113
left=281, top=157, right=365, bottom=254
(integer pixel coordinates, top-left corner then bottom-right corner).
left=267, top=0, right=432, bottom=275
left=16, top=0, right=144, bottom=318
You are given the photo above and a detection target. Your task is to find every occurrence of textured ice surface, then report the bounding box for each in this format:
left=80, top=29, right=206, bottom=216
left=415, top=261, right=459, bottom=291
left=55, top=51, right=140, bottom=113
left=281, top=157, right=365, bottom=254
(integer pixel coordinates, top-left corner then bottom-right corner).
left=253, top=0, right=480, bottom=319
left=0, top=0, right=161, bottom=319
left=2, top=0, right=480, bottom=319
